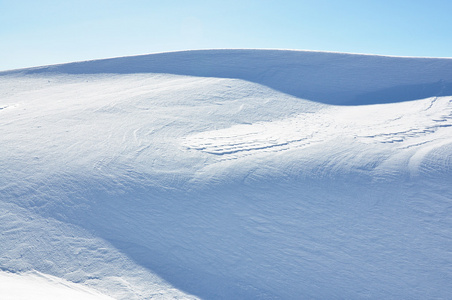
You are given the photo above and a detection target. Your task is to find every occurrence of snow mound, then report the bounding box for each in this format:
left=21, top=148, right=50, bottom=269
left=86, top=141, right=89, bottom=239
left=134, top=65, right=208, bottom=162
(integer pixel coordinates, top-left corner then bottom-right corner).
left=1, top=50, right=452, bottom=299
left=3, top=49, right=452, bottom=105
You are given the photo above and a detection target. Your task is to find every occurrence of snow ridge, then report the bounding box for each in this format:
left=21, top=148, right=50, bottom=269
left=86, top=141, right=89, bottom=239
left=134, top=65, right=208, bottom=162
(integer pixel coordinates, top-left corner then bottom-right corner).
left=3, top=49, right=452, bottom=105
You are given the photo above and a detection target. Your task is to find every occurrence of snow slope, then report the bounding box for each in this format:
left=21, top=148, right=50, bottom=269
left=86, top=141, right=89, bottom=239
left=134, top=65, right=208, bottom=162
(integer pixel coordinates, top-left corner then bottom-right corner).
left=5, top=49, right=452, bottom=105
left=1, top=49, right=452, bottom=299
left=0, top=270, right=114, bottom=300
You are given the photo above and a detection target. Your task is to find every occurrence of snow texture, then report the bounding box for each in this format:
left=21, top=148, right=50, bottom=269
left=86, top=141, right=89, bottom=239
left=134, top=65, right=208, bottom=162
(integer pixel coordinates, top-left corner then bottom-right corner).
left=0, top=270, right=114, bottom=300
left=1, top=49, right=452, bottom=299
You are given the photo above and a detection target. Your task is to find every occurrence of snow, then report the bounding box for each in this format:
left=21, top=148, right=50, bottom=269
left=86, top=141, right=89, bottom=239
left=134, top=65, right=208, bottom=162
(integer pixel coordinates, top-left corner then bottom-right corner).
left=5, top=49, right=452, bottom=106
left=0, top=271, right=114, bottom=300
left=1, top=49, right=452, bottom=299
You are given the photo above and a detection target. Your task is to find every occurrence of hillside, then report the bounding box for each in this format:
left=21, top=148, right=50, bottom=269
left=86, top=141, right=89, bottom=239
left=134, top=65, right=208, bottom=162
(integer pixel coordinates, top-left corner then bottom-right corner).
left=1, top=49, right=452, bottom=299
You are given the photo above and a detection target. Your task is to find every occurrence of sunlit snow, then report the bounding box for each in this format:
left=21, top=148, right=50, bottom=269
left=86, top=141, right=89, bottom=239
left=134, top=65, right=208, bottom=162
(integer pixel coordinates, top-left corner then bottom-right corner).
left=1, top=50, right=451, bottom=299
left=0, top=271, right=114, bottom=300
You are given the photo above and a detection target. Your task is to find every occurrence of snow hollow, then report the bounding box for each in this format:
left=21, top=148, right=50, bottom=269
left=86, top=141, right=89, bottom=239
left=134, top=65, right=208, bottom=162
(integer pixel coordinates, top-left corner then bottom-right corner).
left=1, top=49, right=452, bottom=299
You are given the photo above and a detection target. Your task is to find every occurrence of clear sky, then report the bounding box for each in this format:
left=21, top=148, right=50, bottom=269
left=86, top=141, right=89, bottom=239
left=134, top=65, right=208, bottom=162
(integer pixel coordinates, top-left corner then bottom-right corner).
left=1, top=0, right=452, bottom=71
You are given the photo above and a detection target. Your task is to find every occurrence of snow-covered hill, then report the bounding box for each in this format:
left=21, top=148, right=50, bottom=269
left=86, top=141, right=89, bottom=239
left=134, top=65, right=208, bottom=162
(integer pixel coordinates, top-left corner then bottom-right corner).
left=1, top=50, right=451, bottom=299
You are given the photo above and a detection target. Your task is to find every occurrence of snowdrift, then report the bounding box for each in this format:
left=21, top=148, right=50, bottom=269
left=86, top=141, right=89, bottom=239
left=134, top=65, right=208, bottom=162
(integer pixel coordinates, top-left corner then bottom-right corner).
left=1, top=50, right=451, bottom=299
left=5, top=49, right=452, bottom=105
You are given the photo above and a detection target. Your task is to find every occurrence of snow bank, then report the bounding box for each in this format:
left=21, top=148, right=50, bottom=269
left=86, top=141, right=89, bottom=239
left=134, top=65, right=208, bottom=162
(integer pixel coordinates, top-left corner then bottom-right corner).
left=1, top=50, right=451, bottom=299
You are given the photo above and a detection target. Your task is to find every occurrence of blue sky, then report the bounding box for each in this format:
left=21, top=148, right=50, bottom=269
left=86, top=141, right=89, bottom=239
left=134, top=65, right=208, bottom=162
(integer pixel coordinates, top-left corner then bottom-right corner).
left=1, top=0, right=452, bottom=71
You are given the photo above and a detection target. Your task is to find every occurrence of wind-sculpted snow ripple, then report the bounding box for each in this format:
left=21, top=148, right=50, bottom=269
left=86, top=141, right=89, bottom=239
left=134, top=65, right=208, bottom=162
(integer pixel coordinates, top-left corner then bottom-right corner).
left=184, top=96, right=452, bottom=161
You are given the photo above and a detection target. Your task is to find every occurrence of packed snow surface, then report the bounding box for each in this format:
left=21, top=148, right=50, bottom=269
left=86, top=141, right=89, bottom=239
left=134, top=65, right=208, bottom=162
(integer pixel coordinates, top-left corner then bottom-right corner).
left=1, top=49, right=452, bottom=299
left=0, top=271, right=114, bottom=300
